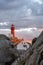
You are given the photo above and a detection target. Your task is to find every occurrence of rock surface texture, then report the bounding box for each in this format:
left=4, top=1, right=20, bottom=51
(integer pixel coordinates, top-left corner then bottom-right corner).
left=12, top=31, right=43, bottom=65
left=0, top=35, right=19, bottom=65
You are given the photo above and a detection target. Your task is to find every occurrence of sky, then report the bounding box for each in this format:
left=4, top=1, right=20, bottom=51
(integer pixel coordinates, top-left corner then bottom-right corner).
left=0, top=0, right=43, bottom=42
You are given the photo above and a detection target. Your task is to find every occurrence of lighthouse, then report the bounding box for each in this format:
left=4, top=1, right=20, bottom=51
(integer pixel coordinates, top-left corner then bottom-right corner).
left=11, top=24, right=15, bottom=38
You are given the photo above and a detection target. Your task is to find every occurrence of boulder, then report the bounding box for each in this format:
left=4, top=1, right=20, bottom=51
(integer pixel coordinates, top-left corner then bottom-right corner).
left=0, top=35, right=19, bottom=65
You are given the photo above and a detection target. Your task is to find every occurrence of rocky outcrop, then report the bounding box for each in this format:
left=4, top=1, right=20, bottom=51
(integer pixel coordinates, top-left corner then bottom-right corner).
left=0, top=34, right=10, bottom=40
left=12, top=31, right=43, bottom=65
left=25, top=31, right=43, bottom=65
left=0, top=38, right=19, bottom=65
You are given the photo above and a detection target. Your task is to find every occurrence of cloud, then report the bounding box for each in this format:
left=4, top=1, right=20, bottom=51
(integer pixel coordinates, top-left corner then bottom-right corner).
left=0, top=22, right=9, bottom=26
left=0, top=0, right=43, bottom=14
left=16, top=28, right=43, bottom=42
left=33, top=0, right=42, bottom=4
left=15, top=27, right=41, bottom=40
left=0, top=0, right=43, bottom=29
left=0, top=0, right=43, bottom=43
left=0, top=28, right=42, bottom=41
left=0, top=15, right=43, bottom=29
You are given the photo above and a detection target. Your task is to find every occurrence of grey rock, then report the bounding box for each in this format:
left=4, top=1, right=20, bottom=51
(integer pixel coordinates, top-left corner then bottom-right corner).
left=25, top=31, right=43, bottom=65
left=0, top=35, right=19, bottom=65
left=13, top=31, right=43, bottom=65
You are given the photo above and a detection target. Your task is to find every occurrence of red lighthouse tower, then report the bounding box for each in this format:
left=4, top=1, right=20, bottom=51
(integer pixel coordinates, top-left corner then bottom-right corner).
left=11, top=24, right=15, bottom=38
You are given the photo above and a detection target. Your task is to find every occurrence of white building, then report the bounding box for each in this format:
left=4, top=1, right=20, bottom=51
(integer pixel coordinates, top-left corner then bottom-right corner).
left=17, top=42, right=31, bottom=50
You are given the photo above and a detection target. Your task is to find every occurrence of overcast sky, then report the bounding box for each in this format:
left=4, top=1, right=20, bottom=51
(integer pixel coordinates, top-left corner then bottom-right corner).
left=0, top=0, right=43, bottom=28
left=0, top=0, right=43, bottom=42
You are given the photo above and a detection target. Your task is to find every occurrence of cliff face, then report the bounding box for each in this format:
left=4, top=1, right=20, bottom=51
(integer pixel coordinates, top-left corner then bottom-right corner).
left=12, top=31, right=43, bottom=65
left=25, top=31, right=43, bottom=65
